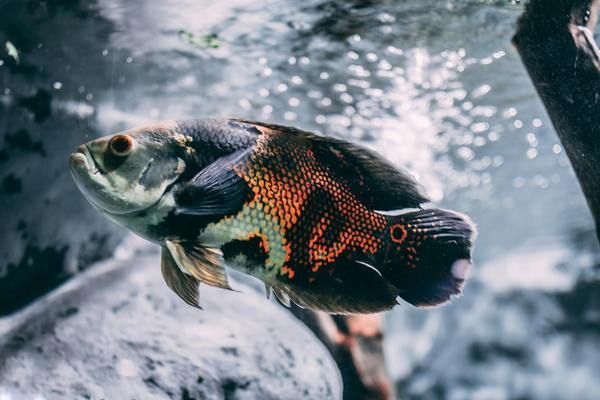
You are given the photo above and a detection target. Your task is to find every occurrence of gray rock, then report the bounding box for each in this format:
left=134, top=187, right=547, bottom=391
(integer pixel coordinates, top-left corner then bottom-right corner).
left=0, top=240, right=342, bottom=400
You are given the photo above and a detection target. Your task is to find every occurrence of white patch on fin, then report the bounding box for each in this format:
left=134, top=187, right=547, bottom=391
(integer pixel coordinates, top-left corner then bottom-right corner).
left=451, top=259, right=471, bottom=280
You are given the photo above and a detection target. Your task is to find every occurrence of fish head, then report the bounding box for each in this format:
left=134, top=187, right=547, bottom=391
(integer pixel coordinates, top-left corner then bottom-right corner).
left=69, top=120, right=186, bottom=216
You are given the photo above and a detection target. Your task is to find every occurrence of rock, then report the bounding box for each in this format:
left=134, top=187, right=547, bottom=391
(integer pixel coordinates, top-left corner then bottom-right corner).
left=0, top=239, right=342, bottom=400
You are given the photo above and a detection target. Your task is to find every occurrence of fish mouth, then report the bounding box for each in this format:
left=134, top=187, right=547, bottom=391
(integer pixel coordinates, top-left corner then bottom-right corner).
left=69, top=145, right=102, bottom=175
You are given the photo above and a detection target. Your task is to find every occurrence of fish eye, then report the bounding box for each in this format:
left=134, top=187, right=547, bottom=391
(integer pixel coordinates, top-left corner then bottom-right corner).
left=109, top=135, right=133, bottom=156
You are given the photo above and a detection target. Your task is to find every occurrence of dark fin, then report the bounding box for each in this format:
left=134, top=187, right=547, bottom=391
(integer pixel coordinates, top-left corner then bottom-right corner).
left=165, top=240, right=233, bottom=291
left=272, top=286, right=291, bottom=307
left=271, top=261, right=399, bottom=314
left=234, top=119, right=429, bottom=210
left=383, top=208, right=476, bottom=307
left=174, top=148, right=251, bottom=217
left=161, top=247, right=202, bottom=309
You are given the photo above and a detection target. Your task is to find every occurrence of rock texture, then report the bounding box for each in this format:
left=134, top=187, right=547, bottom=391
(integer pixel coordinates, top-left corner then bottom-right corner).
left=0, top=240, right=342, bottom=400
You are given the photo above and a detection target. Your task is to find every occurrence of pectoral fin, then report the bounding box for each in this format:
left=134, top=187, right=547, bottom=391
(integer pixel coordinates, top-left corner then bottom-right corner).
left=165, top=240, right=233, bottom=290
left=161, top=247, right=201, bottom=309
left=174, top=148, right=251, bottom=217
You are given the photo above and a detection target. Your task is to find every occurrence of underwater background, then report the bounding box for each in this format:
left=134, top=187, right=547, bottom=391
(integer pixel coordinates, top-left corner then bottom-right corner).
left=0, top=0, right=599, bottom=399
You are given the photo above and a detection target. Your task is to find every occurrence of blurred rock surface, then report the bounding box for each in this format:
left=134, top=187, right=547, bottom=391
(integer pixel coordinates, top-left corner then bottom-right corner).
left=0, top=240, right=341, bottom=400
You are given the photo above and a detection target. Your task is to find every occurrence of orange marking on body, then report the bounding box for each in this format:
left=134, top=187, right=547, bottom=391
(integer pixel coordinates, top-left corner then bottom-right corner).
left=390, top=224, right=408, bottom=244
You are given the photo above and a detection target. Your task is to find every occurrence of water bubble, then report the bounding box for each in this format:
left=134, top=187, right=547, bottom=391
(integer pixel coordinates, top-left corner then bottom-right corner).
left=53, top=82, right=63, bottom=90
left=259, top=88, right=270, bottom=97
left=85, top=93, right=93, bottom=101
left=344, top=106, right=355, bottom=115
left=258, top=57, right=268, bottom=65
left=348, top=64, right=370, bottom=78
left=471, top=84, right=491, bottom=98
left=290, top=76, right=302, bottom=85
left=288, top=97, right=300, bottom=107
left=319, top=72, right=330, bottom=80
left=299, top=56, right=310, bottom=65
left=492, top=50, right=506, bottom=59
left=340, top=93, right=353, bottom=103
left=481, top=173, right=492, bottom=184
left=473, top=136, right=486, bottom=147
left=307, top=90, right=322, bottom=99
left=349, top=34, right=361, bottom=43
left=462, top=102, right=473, bottom=111
left=377, top=13, right=395, bottom=23
left=526, top=133, right=538, bottom=147
left=386, top=46, right=404, bottom=56
left=514, top=119, right=523, bottom=129
left=503, top=107, right=518, bottom=118
left=534, top=175, right=549, bottom=188
left=366, top=53, right=378, bottom=62
left=126, top=56, right=133, bottom=63
left=333, top=83, right=347, bottom=92
left=276, top=83, right=288, bottom=92
left=378, top=59, right=392, bottom=71
left=288, top=56, right=297, bottom=65
left=238, top=98, right=251, bottom=110
left=102, top=49, right=108, bottom=56
left=532, top=118, right=543, bottom=127
left=262, top=67, right=272, bottom=77
left=262, top=105, right=273, bottom=114
left=552, top=144, right=562, bottom=154
left=284, top=111, right=297, bottom=121
left=457, top=146, right=475, bottom=161
left=78, top=86, right=85, bottom=94
left=320, top=97, right=332, bottom=107
left=347, top=51, right=359, bottom=60
left=381, top=26, right=393, bottom=35
left=513, top=177, right=526, bottom=188
left=315, top=115, right=326, bottom=124
left=470, top=122, right=489, bottom=133
left=527, top=148, right=538, bottom=159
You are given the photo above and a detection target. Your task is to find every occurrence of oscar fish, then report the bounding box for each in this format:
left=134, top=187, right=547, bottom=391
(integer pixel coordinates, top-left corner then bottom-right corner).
left=69, top=119, right=476, bottom=314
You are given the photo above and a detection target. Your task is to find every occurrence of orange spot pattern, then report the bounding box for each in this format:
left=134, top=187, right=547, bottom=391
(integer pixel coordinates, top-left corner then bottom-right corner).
left=234, top=130, right=391, bottom=282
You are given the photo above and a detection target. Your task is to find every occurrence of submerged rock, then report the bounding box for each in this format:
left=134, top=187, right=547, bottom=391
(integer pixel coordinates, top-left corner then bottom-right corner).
left=0, top=240, right=341, bottom=400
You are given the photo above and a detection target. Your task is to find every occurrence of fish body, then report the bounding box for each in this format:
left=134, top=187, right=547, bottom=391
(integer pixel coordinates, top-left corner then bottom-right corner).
left=70, top=119, right=476, bottom=313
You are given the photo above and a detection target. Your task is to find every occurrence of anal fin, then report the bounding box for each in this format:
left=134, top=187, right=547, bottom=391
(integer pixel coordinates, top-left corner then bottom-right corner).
left=272, top=286, right=291, bottom=307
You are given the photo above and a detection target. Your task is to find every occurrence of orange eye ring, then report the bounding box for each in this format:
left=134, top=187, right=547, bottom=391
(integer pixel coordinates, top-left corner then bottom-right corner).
left=109, top=135, right=133, bottom=156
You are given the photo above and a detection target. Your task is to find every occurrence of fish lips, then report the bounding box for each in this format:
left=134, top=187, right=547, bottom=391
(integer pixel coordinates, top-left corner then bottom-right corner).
left=69, top=145, right=99, bottom=175
left=69, top=145, right=120, bottom=214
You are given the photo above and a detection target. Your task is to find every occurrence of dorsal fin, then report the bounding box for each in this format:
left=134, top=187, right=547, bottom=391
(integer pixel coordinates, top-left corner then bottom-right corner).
left=234, top=119, right=429, bottom=211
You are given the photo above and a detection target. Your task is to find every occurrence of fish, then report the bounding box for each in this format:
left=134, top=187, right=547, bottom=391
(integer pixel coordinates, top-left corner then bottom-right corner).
left=69, top=118, right=476, bottom=314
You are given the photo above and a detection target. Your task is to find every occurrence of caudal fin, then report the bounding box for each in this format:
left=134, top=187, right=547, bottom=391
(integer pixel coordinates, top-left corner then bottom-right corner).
left=383, top=208, right=476, bottom=307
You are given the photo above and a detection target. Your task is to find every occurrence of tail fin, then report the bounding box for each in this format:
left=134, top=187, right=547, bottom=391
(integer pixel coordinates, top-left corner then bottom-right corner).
left=383, top=208, right=476, bottom=307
